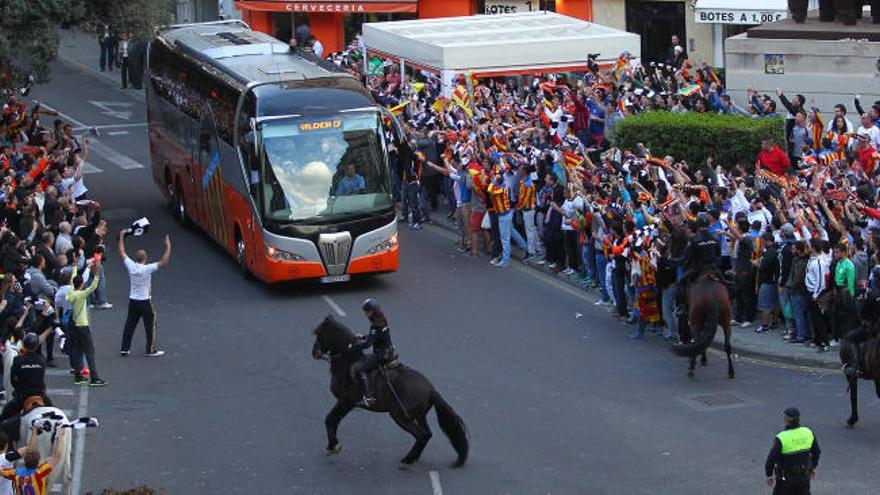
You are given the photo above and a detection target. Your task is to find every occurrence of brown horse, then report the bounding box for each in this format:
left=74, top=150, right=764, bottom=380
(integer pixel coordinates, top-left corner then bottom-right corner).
left=311, top=316, right=469, bottom=468
left=673, top=277, right=735, bottom=379
left=840, top=329, right=880, bottom=428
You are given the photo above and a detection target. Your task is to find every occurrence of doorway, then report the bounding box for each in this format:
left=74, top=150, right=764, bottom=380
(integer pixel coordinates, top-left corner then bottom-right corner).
left=625, top=1, right=686, bottom=64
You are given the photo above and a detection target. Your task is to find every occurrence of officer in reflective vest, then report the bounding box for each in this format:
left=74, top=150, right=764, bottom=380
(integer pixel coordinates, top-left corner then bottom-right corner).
left=765, top=407, right=821, bottom=494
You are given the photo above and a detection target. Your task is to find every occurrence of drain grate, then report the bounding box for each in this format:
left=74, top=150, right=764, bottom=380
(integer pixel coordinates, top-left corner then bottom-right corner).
left=694, top=392, right=745, bottom=407
left=677, top=392, right=756, bottom=412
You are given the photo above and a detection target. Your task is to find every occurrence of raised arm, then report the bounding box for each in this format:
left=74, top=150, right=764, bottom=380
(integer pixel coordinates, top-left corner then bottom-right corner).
left=47, top=428, right=67, bottom=468
left=117, top=231, right=127, bottom=260
left=158, top=235, right=171, bottom=268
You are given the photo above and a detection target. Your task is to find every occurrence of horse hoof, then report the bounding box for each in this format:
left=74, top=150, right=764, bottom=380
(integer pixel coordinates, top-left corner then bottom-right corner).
left=398, top=461, right=412, bottom=470
left=846, top=420, right=857, bottom=429
left=326, top=443, right=341, bottom=456
left=728, top=373, right=736, bottom=379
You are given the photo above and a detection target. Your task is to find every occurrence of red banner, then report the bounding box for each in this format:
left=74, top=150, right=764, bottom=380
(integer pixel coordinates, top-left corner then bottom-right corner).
left=235, top=1, right=417, bottom=13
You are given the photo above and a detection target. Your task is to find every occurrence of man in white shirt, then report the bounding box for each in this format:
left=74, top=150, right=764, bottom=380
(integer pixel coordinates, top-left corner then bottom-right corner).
left=824, top=103, right=854, bottom=132
left=117, top=32, right=131, bottom=89
left=857, top=113, right=880, bottom=150
left=117, top=231, right=171, bottom=357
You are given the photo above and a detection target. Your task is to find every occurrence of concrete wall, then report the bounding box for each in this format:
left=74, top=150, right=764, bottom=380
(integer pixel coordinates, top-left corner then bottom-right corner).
left=725, top=33, right=880, bottom=113
left=592, top=0, right=625, bottom=30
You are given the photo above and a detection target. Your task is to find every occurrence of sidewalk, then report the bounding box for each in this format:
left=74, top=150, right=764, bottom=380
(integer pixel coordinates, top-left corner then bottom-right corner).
left=426, top=212, right=841, bottom=371
left=56, top=27, right=145, bottom=102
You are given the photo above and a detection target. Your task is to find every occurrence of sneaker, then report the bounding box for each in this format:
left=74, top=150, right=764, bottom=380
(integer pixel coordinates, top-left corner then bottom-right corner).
left=91, top=302, right=113, bottom=310
left=731, top=320, right=742, bottom=326
left=594, top=299, right=608, bottom=306
left=535, top=259, right=547, bottom=266
left=74, top=375, right=88, bottom=385
left=754, top=325, right=769, bottom=334
left=817, top=345, right=831, bottom=353
left=490, top=256, right=502, bottom=265
left=120, top=350, right=130, bottom=356
left=782, top=333, right=793, bottom=340
left=89, top=378, right=108, bottom=387
left=547, top=263, right=558, bottom=269
left=829, top=340, right=840, bottom=348
left=493, top=262, right=509, bottom=268
left=740, top=321, right=753, bottom=328
left=145, top=350, right=165, bottom=357
left=410, top=223, right=422, bottom=231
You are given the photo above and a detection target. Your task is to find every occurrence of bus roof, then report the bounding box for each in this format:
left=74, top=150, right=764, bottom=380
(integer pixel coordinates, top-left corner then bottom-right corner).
left=156, top=20, right=352, bottom=87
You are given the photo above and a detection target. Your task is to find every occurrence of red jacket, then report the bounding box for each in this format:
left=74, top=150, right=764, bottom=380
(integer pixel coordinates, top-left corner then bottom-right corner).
left=757, top=146, right=791, bottom=176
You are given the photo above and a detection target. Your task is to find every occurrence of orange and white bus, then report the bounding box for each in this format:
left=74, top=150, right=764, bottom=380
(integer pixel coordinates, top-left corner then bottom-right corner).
left=146, top=21, right=399, bottom=283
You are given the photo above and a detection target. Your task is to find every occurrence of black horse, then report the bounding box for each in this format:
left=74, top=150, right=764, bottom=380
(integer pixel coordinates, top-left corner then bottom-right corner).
left=311, top=315, right=469, bottom=468
left=840, top=329, right=880, bottom=428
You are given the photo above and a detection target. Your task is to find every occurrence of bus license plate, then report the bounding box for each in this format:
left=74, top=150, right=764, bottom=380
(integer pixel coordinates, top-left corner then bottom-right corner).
left=320, top=275, right=350, bottom=284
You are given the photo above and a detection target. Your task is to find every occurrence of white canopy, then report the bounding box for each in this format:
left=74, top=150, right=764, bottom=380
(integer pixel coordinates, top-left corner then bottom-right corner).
left=362, top=11, right=640, bottom=76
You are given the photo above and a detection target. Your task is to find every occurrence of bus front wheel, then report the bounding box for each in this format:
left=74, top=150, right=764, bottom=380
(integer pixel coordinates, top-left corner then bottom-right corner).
left=235, top=231, right=252, bottom=279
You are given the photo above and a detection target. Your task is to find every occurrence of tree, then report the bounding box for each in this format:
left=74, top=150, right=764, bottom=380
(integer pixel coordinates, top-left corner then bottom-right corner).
left=0, top=0, right=84, bottom=90
left=85, top=0, right=173, bottom=40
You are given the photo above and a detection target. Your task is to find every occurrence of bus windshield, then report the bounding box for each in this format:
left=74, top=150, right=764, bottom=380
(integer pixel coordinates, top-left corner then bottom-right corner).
left=259, top=112, right=392, bottom=223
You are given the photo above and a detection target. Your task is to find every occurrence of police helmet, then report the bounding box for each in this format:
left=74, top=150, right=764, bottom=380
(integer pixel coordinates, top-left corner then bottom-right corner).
left=696, top=212, right=712, bottom=230
left=23, top=332, right=39, bottom=351
left=783, top=407, right=800, bottom=420
left=362, top=298, right=381, bottom=313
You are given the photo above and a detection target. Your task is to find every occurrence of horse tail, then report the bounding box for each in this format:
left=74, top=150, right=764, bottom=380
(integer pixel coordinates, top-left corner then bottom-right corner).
left=673, top=290, right=719, bottom=358
left=431, top=390, right=469, bottom=467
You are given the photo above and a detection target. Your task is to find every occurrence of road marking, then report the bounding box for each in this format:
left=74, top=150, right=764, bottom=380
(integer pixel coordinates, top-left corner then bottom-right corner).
left=88, top=100, right=133, bottom=120
left=87, top=138, right=145, bottom=169
left=38, top=103, right=88, bottom=129
left=106, top=131, right=129, bottom=136
left=429, top=470, right=443, bottom=495
left=321, top=295, right=346, bottom=317
left=72, top=123, right=147, bottom=132
left=70, top=385, right=89, bottom=495
left=82, top=162, right=103, bottom=174
left=47, top=388, right=75, bottom=396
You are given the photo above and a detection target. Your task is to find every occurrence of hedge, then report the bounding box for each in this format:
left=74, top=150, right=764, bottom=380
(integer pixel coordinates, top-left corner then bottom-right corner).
left=612, top=111, right=785, bottom=168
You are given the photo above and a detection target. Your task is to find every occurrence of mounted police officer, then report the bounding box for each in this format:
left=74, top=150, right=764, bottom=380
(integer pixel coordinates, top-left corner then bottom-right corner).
left=348, top=298, right=397, bottom=407
left=765, top=407, right=821, bottom=495
left=675, top=212, right=722, bottom=316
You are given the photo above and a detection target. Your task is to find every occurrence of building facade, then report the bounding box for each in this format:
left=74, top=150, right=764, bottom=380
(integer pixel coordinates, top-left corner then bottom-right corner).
left=231, top=0, right=799, bottom=67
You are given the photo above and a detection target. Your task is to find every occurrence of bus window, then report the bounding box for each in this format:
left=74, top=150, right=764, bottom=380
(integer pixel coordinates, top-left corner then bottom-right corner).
left=258, top=112, right=391, bottom=223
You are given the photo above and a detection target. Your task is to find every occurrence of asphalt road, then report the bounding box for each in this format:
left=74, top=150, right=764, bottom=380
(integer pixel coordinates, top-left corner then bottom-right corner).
left=30, top=60, right=880, bottom=495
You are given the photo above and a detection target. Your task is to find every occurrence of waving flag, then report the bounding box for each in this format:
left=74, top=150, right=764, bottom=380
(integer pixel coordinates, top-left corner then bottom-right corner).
left=387, top=100, right=411, bottom=116
left=677, top=84, right=701, bottom=97
left=452, top=85, right=473, bottom=118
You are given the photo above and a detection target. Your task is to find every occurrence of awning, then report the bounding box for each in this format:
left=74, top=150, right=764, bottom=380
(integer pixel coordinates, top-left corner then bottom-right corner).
left=235, top=0, right=417, bottom=13
left=694, top=0, right=789, bottom=24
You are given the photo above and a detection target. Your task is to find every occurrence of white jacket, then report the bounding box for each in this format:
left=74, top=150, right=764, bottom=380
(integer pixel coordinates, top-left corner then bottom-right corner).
left=805, top=254, right=829, bottom=299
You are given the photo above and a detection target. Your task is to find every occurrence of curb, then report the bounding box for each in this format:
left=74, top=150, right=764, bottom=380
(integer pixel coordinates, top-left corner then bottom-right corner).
left=426, top=216, right=841, bottom=372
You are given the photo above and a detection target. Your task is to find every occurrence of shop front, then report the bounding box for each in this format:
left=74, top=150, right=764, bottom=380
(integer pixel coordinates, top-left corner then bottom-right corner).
left=234, top=0, right=592, bottom=54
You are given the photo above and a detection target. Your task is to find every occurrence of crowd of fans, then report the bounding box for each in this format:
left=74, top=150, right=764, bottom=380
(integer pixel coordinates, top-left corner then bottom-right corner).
left=331, top=35, right=880, bottom=352
left=0, top=95, right=110, bottom=390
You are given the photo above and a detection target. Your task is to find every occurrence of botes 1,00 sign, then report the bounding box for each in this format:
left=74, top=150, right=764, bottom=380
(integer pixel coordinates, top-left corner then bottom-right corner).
left=695, top=9, right=786, bottom=25
left=484, top=0, right=534, bottom=15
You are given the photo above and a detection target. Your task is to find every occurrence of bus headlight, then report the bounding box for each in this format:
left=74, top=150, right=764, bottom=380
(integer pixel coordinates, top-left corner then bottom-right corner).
left=267, top=246, right=305, bottom=262
left=367, top=234, right=398, bottom=255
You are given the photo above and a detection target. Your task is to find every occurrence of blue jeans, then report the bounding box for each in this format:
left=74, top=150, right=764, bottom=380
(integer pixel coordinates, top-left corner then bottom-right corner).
left=88, top=264, right=107, bottom=305
left=595, top=252, right=610, bottom=302
left=790, top=293, right=810, bottom=342
left=498, top=211, right=526, bottom=263
left=662, top=286, right=678, bottom=337
left=582, top=243, right=596, bottom=281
